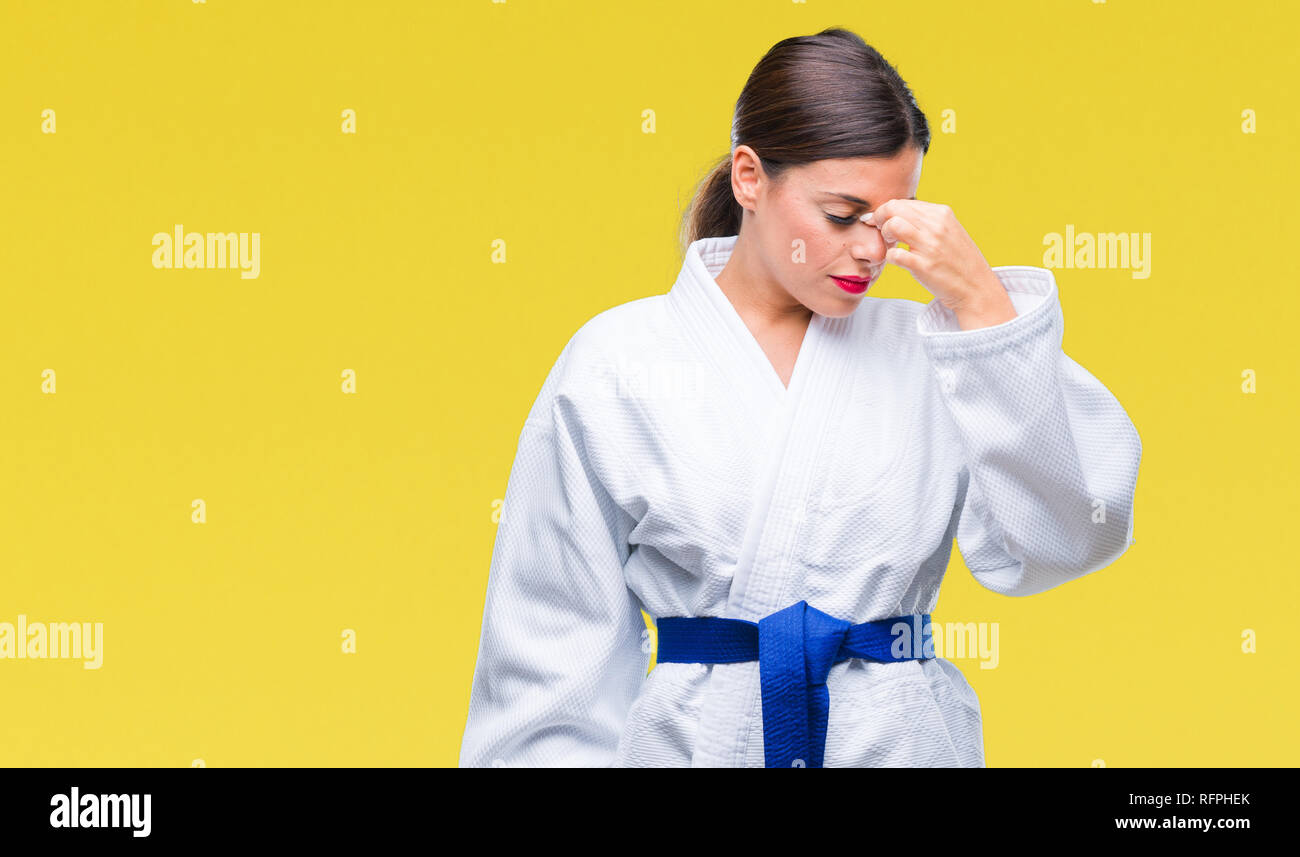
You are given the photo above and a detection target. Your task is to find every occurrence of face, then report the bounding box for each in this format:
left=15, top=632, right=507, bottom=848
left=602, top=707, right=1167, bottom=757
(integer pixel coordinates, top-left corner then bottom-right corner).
left=732, top=146, right=923, bottom=318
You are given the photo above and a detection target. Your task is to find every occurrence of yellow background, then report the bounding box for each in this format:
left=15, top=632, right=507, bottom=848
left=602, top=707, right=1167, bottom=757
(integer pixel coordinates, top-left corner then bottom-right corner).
left=1, top=0, right=1295, bottom=767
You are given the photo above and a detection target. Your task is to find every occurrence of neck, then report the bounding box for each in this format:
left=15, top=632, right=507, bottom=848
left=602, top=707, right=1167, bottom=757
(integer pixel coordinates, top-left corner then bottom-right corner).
left=713, top=232, right=812, bottom=332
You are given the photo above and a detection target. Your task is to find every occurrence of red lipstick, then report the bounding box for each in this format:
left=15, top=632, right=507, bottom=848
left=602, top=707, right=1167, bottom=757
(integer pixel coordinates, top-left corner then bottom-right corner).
left=830, top=274, right=872, bottom=295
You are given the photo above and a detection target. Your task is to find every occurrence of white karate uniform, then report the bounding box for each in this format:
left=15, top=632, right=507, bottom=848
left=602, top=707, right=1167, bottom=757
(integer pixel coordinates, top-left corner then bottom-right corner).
left=459, top=234, right=1142, bottom=767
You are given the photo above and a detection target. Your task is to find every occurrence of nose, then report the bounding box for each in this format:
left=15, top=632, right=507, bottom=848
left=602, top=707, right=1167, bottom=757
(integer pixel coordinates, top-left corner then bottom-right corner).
left=850, top=222, right=891, bottom=267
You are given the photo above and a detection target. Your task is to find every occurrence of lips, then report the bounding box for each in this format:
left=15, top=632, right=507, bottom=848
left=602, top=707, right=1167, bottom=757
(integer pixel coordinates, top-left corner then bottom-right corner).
left=830, top=274, right=873, bottom=294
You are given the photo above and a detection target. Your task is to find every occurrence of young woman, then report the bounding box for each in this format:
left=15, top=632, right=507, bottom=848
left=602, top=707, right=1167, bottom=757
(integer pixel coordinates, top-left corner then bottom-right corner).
left=459, top=27, right=1142, bottom=768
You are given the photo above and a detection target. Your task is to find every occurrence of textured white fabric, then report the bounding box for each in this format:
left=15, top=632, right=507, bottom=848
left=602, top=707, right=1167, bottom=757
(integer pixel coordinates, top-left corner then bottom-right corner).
left=459, top=234, right=1142, bottom=768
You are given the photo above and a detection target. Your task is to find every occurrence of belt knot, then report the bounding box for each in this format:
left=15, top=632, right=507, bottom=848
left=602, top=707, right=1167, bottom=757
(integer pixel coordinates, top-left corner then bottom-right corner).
left=655, top=600, right=934, bottom=768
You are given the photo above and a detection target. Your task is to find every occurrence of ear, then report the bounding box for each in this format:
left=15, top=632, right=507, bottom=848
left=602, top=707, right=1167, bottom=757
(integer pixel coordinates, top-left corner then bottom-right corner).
left=729, top=144, right=766, bottom=212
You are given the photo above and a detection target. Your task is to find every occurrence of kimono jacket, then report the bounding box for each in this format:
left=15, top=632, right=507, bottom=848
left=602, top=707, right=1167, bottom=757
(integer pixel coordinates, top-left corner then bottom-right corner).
left=458, top=233, right=1142, bottom=767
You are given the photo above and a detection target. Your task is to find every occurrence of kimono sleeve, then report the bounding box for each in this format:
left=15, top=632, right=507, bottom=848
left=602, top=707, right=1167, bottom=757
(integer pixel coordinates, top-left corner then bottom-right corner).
left=916, top=265, right=1142, bottom=597
left=458, top=404, right=650, bottom=767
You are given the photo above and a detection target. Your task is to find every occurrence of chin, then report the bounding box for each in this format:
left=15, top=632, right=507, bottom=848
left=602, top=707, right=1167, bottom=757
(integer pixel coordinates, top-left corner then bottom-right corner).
left=806, top=291, right=866, bottom=318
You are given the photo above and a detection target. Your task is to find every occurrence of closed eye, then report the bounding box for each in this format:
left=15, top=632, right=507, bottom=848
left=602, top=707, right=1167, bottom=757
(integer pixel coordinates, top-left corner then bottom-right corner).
left=825, top=213, right=857, bottom=226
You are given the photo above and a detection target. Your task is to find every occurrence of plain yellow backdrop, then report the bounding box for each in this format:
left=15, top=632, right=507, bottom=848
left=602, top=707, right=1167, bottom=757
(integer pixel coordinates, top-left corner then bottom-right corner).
left=1, top=0, right=1295, bottom=766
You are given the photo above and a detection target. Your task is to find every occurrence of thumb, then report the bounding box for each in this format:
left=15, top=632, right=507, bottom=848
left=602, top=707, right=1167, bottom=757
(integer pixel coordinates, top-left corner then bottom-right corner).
left=886, top=245, right=920, bottom=273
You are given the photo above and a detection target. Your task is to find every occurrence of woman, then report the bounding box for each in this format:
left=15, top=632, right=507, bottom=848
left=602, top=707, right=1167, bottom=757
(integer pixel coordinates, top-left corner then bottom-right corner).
left=459, top=27, right=1141, bottom=768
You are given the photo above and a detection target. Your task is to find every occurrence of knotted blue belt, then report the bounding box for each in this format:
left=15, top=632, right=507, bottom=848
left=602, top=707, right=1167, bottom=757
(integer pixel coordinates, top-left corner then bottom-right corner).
left=654, top=600, right=934, bottom=768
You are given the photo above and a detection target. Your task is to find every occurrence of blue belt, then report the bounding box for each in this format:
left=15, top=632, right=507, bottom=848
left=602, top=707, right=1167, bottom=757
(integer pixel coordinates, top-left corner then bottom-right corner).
left=654, top=600, right=934, bottom=768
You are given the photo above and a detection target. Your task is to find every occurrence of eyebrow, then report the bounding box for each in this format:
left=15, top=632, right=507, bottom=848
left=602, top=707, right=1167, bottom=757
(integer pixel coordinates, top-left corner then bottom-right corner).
left=823, top=192, right=917, bottom=206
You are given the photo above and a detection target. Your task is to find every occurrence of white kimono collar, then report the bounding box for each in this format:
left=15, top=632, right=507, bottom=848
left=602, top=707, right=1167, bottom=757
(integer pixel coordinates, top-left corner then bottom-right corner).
left=667, top=234, right=830, bottom=404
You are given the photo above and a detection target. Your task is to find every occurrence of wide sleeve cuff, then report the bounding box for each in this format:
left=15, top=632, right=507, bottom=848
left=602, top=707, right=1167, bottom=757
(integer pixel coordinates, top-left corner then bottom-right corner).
left=916, top=265, right=1057, bottom=346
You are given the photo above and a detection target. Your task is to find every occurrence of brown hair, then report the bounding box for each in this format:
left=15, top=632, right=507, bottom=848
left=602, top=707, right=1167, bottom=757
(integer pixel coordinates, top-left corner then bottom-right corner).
left=681, top=27, right=931, bottom=247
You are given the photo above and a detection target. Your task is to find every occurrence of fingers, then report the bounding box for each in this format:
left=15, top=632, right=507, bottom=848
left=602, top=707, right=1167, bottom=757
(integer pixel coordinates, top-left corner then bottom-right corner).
left=863, top=210, right=921, bottom=246
left=885, top=245, right=920, bottom=272
left=863, top=199, right=925, bottom=247
left=879, top=214, right=921, bottom=247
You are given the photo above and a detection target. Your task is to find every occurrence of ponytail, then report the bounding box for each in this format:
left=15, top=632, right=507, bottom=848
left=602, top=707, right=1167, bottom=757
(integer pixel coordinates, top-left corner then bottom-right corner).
left=681, top=155, right=743, bottom=247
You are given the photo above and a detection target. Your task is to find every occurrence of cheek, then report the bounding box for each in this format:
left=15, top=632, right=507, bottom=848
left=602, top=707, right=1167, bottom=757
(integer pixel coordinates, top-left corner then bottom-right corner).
left=782, top=211, right=838, bottom=270
left=803, top=229, right=842, bottom=274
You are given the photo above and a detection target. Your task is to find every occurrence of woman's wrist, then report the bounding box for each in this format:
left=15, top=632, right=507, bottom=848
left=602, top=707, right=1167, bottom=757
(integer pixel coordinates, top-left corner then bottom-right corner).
left=947, top=270, right=1018, bottom=330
